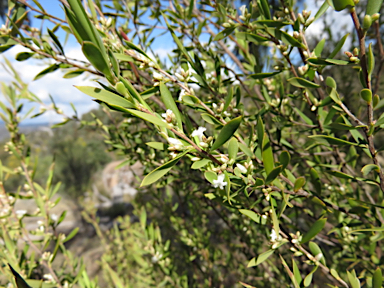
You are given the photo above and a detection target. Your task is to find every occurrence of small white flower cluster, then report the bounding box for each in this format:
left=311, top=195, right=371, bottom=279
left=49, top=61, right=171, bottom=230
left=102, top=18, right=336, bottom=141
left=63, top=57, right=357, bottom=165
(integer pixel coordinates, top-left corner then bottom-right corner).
left=100, top=17, right=113, bottom=28
left=0, top=24, right=11, bottom=35
left=175, top=68, right=191, bottom=82
left=270, top=229, right=283, bottom=249
left=239, top=5, right=250, bottom=21
left=167, top=137, right=184, bottom=155
left=151, top=251, right=163, bottom=264
left=162, top=109, right=176, bottom=124
left=212, top=174, right=227, bottom=190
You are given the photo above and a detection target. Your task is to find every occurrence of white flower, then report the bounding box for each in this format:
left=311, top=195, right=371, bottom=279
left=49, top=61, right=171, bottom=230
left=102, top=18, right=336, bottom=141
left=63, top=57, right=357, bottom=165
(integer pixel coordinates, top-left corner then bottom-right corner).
left=270, top=229, right=278, bottom=242
left=212, top=174, right=227, bottom=190
left=15, top=210, right=27, bottom=218
left=168, top=137, right=182, bottom=146
left=179, top=89, right=186, bottom=101
left=236, top=163, right=247, bottom=174
left=162, top=109, right=174, bottom=119
left=51, top=214, right=58, bottom=222
left=43, top=274, right=54, bottom=282
left=191, top=127, right=206, bottom=141
left=239, top=5, right=247, bottom=16
left=153, top=71, right=163, bottom=81
left=151, top=252, right=163, bottom=263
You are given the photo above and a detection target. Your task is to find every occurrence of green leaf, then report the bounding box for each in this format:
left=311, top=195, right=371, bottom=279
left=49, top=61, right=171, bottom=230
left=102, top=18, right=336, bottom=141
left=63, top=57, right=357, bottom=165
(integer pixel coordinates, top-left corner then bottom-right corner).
left=266, top=28, right=305, bottom=48
left=265, top=165, right=282, bottom=184
left=146, top=142, right=165, bottom=150
left=307, top=58, right=350, bottom=66
left=301, top=218, right=327, bottom=244
left=160, top=82, right=183, bottom=129
left=123, top=40, right=152, bottom=61
left=33, top=64, right=60, bottom=81
left=292, top=259, right=302, bottom=286
left=239, top=142, right=254, bottom=158
left=262, top=132, right=274, bottom=175
left=314, top=39, right=326, bottom=57
left=309, top=241, right=326, bottom=265
left=82, top=41, right=114, bottom=83
left=204, top=171, right=217, bottom=184
left=255, top=20, right=290, bottom=28
left=280, top=256, right=300, bottom=288
left=310, top=168, right=322, bottom=194
left=247, top=249, right=274, bottom=267
left=228, top=138, right=238, bottom=160
left=361, top=164, right=380, bottom=176
left=113, top=53, right=134, bottom=62
left=326, top=170, right=355, bottom=180
left=304, top=266, right=318, bottom=287
left=66, top=0, right=102, bottom=46
left=8, top=264, right=32, bottom=288
left=368, top=43, right=375, bottom=79
left=126, top=109, right=169, bottom=128
left=309, top=135, right=358, bottom=146
left=210, top=116, right=242, bottom=151
left=279, top=151, right=290, bottom=170
left=191, top=159, right=211, bottom=169
left=347, top=270, right=361, bottom=288
left=63, top=227, right=79, bottom=243
left=366, top=0, right=383, bottom=15
left=327, top=0, right=355, bottom=11
left=15, top=52, right=34, bottom=61
left=329, top=33, right=349, bottom=58
left=239, top=209, right=260, bottom=224
left=314, top=1, right=330, bottom=22
left=63, top=69, right=86, bottom=78
left=236, top=32, right=268, bottom=43
left=258, top=0, right=271, bottom=19
left=75, top=86, right=135, bottom=109
left=249, top=71, right=282, bottom=79
left=288, top=77, right=320, bottom=88
left=141, top=150, right=191, bottom=186
left=201, top=113, right=223, bottom=125
left=294, top=177, right=306, bottom=192
left=213, top=27, right=236, bottom=41
left=373, top=267, right=382, bottom=288
left=48, top=28, right=64, bottom=55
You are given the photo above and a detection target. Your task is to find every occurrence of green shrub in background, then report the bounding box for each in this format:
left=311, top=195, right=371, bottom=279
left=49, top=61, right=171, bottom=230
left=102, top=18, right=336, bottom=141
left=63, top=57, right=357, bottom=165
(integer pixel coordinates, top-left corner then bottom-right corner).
left=1, top=0, right=384, bottom=287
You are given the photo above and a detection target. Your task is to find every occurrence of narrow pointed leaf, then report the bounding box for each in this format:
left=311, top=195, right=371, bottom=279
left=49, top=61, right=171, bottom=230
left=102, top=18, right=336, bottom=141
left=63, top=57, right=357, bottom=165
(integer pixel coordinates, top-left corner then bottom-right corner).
left=279, top=151, right=290, bottom=170
left=228, top=138, right=238, bottom=160
left=210, top=116, right=242, bottom=151
left=288, top=77, right=320, bottom=88
left=141, top=150, right=191, bottom=186
left=262, top=132, right=274, bottom=175
left=361, top=164, right=380, bottom=176
left=247, top=249, right=274, bottom=267
left=301, top=218, right=327, bottom=244
left=160, top=82, right=183, bottom=129
left=239, top=209, right=260, bottom=224
left=265, top=165, right=282, bottom=184
left=8, top=264, right=32, bottom=288
left=294, top=177, right=306, bottom=192
left=82, top=41, right=114, bottom=82
left=75, top=86, right=135, bottom=109
left=373, top=267, right=382, bottom=288
left=309, top=135, right=358, bottom=146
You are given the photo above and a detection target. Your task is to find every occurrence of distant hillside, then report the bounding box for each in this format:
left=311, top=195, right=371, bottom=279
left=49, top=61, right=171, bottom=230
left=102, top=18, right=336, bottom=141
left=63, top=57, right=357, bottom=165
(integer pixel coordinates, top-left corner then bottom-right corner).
left=0, top=123, right=52, bottom=141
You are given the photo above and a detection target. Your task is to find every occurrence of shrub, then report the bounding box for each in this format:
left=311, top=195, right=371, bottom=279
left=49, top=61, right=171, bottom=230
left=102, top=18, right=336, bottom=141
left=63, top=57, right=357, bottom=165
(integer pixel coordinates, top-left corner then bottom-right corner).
left=1, top=0, right=384, bottom=287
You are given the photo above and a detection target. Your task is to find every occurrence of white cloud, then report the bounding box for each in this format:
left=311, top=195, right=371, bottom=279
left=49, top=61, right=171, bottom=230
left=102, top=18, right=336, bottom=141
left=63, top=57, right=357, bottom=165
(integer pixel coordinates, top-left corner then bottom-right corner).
left=0, top=45, right=100, bottom=124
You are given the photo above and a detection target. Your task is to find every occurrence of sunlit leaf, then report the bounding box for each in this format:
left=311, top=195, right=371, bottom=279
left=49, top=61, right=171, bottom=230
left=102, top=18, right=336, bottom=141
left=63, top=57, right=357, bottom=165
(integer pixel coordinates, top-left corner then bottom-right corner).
left=210, top=116, right=242, bottom=151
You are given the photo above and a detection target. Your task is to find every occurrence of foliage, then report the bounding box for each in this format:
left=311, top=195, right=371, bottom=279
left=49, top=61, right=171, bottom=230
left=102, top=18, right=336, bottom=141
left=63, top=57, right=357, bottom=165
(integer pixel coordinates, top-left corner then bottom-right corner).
left=1, top=0, right=384, bottom=287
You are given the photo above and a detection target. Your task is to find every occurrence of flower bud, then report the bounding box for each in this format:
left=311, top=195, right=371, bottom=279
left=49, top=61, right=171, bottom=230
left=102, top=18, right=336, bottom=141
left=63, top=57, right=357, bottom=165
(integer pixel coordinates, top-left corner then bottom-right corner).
left=363, top=15, right=372, bottom=30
